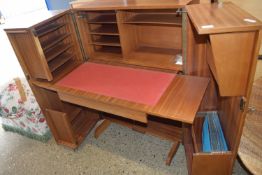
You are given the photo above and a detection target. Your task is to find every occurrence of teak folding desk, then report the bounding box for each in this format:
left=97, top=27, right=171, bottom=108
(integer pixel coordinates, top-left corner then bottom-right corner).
left=4, top=0, right=262, bottom=174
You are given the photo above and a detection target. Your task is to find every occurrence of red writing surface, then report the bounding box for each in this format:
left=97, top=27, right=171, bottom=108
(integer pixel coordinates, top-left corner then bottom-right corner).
left=57, top=63, right=175, bottom=106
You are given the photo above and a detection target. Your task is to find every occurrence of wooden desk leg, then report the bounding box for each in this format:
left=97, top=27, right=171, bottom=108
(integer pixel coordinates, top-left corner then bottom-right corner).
left=166, top=141, right=180, bottom=166
left=94, top=119, right=111, bottom=139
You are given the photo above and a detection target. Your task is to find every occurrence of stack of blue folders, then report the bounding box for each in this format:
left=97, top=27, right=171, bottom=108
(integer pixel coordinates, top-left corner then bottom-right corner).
left=202, top=112, right=228, bottom=152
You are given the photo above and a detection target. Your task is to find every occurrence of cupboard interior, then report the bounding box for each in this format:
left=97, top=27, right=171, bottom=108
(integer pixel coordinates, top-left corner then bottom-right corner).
left=74, top=9, right=183, bottom=72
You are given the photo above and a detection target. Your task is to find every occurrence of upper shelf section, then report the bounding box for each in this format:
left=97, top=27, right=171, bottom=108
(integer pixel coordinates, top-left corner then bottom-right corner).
left=124, top=14, right=182, bottom=25
left=70, top=0, right=192, bottom=10
left=186, top=2, right=262, bottom=35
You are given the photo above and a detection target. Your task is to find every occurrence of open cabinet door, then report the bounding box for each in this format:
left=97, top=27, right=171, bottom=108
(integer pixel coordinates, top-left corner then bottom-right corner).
left=4, top=9, right=84, bottom=81
left=185, top=2, right=262, bottom=175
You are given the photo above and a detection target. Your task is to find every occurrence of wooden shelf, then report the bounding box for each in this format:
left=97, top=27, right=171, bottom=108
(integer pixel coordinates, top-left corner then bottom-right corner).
left=90, top=47, right=122, bottom=63
left=48, top=53, right=74, bottom=72
left=71, top=110, right=100, bottom=142
left=91, top=36, right=121, bottom=47
left=41, top=33, right=71, bottom=51
left=45, top=107, right=99, bottom=149
left=90, top=25, right=119, bottom=35
left=124, top=14, right=182, bottom=25
left=45, top=43, right=73, bottom=62
left=96, top=46, right=122, bottom=54
left=88, top=14, right=117, bottom=24
left=34, top=23, right=66, bottom=37
left=125, top=46, right=182, bottom=71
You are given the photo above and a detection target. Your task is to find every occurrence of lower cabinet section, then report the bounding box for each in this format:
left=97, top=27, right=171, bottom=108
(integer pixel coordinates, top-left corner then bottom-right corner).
left=183, top=116, right=233, bottom=175
left=45, top=106, right=100, bottom=149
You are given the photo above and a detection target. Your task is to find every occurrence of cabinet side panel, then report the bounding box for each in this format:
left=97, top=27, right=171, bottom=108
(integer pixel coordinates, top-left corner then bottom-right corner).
left=6, top=32, right=52, bottom=80
left=185, top=18, right=218, bottom=110
left=116, top=11, right=138, bottom=57
left=210, top=32, right=256, bottom=96
left=218, top=30, right=262, bottom=174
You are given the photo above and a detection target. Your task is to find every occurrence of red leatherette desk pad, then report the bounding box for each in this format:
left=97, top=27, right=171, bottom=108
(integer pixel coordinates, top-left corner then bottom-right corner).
left=56, top=63, right=175, bottom=106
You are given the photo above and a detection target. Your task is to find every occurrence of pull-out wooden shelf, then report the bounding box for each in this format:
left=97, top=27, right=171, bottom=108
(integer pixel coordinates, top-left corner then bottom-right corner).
left=54, top=72, right=209, bottom=124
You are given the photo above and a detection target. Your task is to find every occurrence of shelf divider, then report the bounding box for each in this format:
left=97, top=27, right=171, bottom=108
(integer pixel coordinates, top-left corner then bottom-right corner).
left=49, top=53, right=75, bottom=72
left=41, top=33, right=71, bottom=51
left=45, top=44, right=73, bottom=62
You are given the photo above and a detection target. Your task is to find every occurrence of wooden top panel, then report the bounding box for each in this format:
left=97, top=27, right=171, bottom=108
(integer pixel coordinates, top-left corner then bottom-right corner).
left=49, top=70, right=208, bottom=124
left=71, top=0, right=192, bottom=10
left=148, top=76, right=209, bottom=123
left=186, top=2, right=262, bottom=34
left=4, top=10, right=68, bottom=31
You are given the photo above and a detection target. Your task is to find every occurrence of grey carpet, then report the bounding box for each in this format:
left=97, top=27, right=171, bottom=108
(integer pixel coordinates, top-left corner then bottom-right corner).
left=0, top=122, right=248, bottom=175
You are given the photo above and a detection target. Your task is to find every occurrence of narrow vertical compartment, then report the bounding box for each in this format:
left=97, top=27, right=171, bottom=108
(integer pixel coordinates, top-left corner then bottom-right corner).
left=74, top=10, right=123, bottom=62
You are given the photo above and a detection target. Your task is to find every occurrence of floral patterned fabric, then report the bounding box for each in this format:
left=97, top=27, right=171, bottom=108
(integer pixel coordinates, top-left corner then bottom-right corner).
left=0, top=78, right=50, bottom=137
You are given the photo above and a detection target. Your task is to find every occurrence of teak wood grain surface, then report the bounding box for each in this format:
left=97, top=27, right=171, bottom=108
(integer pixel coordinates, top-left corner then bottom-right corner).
left=186, top=2, right=262, bottom=34
left=71, top=0, right=192, bottom=10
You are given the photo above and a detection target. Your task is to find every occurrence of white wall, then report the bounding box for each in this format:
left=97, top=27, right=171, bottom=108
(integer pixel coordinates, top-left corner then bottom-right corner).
left=0, top=27, right=24, bottom=86
left=0, top=0, right=46, bottom=18
left=0, top=0, right=47, bottom=86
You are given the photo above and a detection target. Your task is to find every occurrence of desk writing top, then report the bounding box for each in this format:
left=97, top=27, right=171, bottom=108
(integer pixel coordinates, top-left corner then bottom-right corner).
left=39, top=63, right=209, bottom=124
left=70, top=0, right=192, bottom=10
left=186, top=2, right=262, bottom=35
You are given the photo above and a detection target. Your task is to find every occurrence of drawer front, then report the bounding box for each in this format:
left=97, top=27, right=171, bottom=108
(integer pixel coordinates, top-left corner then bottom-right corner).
left=58, top=92, right=148, bottom=123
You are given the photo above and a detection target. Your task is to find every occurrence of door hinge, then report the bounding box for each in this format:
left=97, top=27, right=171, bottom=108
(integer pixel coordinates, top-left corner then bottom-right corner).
left=240, top=97, right=247, bottom=111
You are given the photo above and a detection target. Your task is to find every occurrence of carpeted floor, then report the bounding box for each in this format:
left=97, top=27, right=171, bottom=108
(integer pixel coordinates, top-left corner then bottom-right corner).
left=0, top=122, right=248, bottom=175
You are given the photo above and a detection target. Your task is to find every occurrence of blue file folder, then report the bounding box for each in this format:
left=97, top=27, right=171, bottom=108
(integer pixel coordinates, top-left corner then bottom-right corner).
left=202, top=112, right=228, bottom=152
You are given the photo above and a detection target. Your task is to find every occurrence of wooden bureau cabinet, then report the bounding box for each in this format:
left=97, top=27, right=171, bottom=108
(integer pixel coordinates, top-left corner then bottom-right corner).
left=4, top=1, right=262, bottom=174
